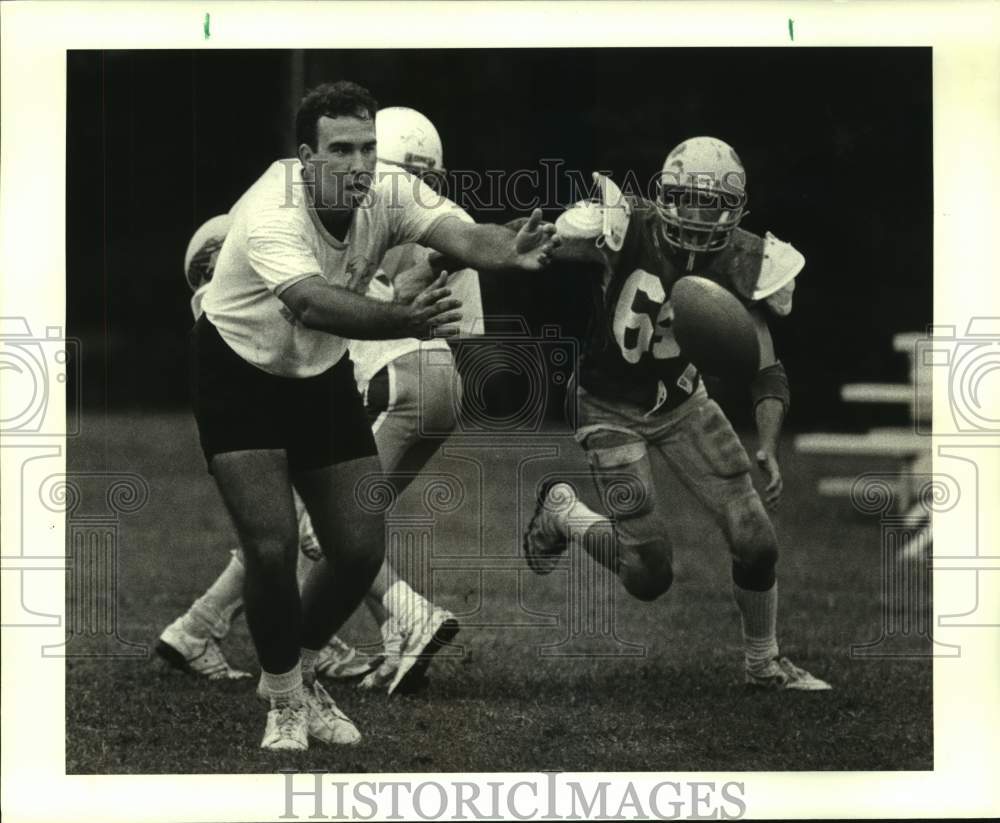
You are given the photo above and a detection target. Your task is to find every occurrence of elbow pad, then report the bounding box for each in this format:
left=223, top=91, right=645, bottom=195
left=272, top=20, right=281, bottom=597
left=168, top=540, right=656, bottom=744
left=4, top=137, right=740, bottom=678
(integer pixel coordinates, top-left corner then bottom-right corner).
left=751, top=360, right=790, bottom=415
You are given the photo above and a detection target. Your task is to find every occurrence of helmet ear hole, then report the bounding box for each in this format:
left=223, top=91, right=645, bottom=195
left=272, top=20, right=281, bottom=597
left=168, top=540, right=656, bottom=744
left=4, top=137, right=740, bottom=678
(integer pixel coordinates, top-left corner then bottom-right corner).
left=375, top=107, right=445, bottom=176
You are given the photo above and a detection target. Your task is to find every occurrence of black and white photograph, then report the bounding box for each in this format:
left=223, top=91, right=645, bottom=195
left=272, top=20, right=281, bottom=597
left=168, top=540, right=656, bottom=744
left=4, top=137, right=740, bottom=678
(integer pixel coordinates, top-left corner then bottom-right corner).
left=1, top=2, right=998, bottom=821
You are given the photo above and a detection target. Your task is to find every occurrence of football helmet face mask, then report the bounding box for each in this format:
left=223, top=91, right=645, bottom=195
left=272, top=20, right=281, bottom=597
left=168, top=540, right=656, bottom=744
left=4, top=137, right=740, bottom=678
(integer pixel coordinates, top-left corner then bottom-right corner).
left=656, top=137, right=747, bottom=258
left=375, top=106, right=446, bottom=192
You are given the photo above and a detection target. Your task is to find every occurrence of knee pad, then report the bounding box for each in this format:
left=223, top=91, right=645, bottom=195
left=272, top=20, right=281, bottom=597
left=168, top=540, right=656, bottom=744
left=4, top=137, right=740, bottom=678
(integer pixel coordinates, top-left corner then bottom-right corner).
left=620, top=549, right=675, bottom=601
left=726, top=492, right=778, bottom=573
left=618, top=534, right=674, bottom=600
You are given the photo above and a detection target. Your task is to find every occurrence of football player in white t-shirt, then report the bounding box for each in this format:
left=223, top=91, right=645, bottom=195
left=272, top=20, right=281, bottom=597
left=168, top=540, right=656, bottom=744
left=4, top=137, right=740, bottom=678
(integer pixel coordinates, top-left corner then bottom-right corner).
left=184, top=81, right=557, bottom=751
left=161, top=107, right=483, bottom=695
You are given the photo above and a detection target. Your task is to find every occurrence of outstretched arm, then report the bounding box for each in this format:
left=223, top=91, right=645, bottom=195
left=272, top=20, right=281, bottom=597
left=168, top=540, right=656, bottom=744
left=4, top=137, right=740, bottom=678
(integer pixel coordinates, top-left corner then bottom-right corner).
left=423, top=208, right=559, bottom=272
left=750, top=309, right=789, bottom=509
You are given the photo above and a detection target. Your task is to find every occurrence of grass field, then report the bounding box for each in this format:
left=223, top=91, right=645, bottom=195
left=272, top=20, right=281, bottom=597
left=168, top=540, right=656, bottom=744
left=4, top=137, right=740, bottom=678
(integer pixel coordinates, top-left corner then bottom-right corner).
left=65, top=411, right=932, bottom=774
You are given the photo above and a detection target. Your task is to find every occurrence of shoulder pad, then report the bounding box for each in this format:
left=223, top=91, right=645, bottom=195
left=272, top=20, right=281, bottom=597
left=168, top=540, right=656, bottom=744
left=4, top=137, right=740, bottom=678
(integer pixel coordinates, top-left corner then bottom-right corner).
left=593, top=173, right=631, bottom=251
left=554, top=200, right=602, bottom=240
left=763, top=279, right=796, bottom=317
left=753, top=231, right=805, bottom=301
left=753, top=232, right=804, bottom=317
left=552, top=202, right=608, bottom=265
left=550, top=174, right=632, bottom=258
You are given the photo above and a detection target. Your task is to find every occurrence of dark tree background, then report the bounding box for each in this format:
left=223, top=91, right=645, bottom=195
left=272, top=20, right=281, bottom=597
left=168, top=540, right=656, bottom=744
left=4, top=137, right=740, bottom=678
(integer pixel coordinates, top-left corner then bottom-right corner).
left=67, top=48, right=931, bottom=430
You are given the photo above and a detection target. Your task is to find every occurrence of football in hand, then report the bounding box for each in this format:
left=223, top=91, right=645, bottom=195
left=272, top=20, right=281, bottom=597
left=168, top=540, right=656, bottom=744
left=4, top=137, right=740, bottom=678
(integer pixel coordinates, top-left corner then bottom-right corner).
left=670, top=276, right=760, bottom=383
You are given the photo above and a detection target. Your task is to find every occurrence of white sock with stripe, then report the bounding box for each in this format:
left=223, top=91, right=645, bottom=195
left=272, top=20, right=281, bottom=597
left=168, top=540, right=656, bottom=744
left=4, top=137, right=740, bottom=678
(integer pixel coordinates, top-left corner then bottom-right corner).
left=549, top=483, right=608, bottom=536
left=257, top=660, right=304, bottom=706
left=733, top=582, right=779, bottom=671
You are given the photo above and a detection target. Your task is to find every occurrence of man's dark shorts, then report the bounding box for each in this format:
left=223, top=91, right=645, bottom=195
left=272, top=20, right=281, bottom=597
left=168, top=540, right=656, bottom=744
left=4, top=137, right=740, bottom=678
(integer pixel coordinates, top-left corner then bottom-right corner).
left=190, top=314, right=377, bottom=473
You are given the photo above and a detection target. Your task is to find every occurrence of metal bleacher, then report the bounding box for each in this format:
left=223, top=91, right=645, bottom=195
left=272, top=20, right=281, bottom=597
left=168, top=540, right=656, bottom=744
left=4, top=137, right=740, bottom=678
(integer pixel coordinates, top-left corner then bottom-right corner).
left=794, top=332, right=932, bottom=553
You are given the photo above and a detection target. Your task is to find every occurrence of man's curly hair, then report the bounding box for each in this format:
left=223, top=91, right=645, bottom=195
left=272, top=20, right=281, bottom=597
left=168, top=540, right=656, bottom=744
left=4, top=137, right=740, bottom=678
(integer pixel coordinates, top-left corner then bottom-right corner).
left=295, top=81, right=378, bottom=150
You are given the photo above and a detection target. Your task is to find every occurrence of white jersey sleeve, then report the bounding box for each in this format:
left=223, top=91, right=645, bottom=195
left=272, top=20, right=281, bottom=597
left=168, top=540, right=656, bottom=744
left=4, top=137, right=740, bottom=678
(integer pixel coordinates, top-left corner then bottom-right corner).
left=244, top=206, right=322, bottom=297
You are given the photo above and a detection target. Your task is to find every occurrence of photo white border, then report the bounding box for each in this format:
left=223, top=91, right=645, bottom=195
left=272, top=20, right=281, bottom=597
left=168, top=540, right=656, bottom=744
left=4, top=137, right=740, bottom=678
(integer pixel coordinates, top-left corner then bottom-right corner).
left=1, top=1, right=998, bottom=820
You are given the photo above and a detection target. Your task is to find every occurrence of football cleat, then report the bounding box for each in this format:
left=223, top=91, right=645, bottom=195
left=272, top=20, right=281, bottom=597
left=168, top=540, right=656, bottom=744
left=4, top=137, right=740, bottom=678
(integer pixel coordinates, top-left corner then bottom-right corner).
left=156, top=617, right=251, bottom=680
left=261, top=699, right=309, bottom=751
left=745, top=656, right=832, bottom=691
left=387, top=607, right=459, bottom=696
left=305, top=681, right=361, bottom=745
left=358, top=616, right=407, bottom=692
left=315, top=635, right=380, bottom=680
left=522, top=480, right=574, bottom=575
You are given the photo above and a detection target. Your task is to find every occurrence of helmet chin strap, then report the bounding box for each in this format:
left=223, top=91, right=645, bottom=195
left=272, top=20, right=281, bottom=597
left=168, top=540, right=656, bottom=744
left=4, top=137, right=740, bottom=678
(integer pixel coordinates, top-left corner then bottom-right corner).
left=686, top=251, right=697, bottom=272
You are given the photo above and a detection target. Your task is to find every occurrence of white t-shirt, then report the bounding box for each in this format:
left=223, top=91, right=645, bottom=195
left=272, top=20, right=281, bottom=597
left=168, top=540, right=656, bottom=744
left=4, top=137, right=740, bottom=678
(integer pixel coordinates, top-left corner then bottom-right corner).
left=201, top=159, right=466, bottom=378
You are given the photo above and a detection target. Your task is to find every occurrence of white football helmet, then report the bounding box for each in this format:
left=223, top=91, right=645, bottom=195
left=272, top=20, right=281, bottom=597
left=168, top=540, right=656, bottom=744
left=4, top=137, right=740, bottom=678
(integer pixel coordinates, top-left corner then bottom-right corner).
left=656, top=136, right=747, bottom=257
left=184, top=214, right=231, bottom=293
left=376, top=107, right=445, bottom=188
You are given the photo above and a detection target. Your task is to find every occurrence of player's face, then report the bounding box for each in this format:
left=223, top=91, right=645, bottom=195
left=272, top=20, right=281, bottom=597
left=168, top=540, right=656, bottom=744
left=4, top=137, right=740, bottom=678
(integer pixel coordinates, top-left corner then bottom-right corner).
left=299, top=114, right=377, bottom=211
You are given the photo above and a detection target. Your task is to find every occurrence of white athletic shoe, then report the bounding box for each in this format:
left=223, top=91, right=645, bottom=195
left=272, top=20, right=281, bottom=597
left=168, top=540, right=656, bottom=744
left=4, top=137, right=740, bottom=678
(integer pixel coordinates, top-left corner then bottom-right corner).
left=523, top=480, right=573, bottom=575
left=387, top=607, right=459, bottom=696
left=745, top=656, right=832, bottom=691
left=315, top=636, right=380, bottom=680
left=156, top=617, right=251, bottom=680
left=305, top=681, right=361, bottom=745
left=261, top=699, right=309, bottom=751
left=358, top=617, right=406, bottom=692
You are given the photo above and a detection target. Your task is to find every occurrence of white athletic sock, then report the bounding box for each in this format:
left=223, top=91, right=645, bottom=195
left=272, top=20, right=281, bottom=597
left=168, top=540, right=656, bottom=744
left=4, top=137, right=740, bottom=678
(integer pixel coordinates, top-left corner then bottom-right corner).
left=545, top=483, right=606, bottom=534
left=258, top=661, right=304, bottom=704
left=181, top=551, right=245, bottom=640
left=300, top=647, right=321, bottom=686
left=382, top=580, right=430, bottom=627
left=733, top=582, right=779, bottom=670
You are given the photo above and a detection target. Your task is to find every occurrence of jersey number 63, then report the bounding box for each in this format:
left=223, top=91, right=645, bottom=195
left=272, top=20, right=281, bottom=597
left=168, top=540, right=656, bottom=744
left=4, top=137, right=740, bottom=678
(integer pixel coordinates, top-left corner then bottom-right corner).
left=612, top=269, right=681, bottom=364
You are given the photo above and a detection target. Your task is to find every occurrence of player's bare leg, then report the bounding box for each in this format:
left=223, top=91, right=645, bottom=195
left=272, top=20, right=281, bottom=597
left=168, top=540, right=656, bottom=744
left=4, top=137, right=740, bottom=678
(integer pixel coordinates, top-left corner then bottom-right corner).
left=295, top=548, right=378, bottom=680
left=167, top=351, right=461, bottom=693
left=294, top=458, right=385, bottom=652
left=210, top=449, right=309, bottom=750
left=287, top=455, right=388, bottom=745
